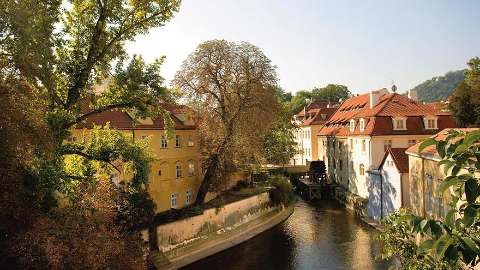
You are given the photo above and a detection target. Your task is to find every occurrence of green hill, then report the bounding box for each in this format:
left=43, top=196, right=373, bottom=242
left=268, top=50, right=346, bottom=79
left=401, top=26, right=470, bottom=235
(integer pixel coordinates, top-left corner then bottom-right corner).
left=412, top=70, right=465, bottom=102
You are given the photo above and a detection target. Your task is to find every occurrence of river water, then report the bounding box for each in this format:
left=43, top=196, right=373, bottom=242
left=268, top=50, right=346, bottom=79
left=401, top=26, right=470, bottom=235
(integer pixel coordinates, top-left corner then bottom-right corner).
left=182, top=200, right=393, bottom=270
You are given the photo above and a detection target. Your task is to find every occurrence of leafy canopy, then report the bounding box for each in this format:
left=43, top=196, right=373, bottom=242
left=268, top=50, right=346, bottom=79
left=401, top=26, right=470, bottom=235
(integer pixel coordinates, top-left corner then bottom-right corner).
left=379, top=129, right=480, bottom=269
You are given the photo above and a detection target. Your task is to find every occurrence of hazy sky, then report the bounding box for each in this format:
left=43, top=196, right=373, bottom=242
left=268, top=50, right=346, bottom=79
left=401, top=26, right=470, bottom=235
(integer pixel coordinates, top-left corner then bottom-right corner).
left=126, top=0, right=480, bottom=95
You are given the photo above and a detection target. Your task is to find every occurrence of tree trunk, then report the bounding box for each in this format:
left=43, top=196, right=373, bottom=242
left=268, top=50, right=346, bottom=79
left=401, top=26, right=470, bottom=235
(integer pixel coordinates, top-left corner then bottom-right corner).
left=194, top=154, right=219, bottom=205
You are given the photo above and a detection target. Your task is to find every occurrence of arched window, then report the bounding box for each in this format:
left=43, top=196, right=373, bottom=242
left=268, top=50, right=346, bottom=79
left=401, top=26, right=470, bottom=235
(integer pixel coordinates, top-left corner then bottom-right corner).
left=188, top=161, right=195, bottom=176
left=359, top=164, right=365, bottom=176
left=350, top=119, right=355, bottom=132
left=175, top=162, right=182, bottom=178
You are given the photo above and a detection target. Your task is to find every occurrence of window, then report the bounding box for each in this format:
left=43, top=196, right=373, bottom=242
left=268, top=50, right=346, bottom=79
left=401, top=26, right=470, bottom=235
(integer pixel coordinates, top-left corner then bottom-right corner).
left=67, top=136, right=77, bottom=142
left=175, top=135, right=181, bottom=148
left=350, top=119, right=355, bottom=132
left=349, top=139, right=353, bottom=150
left=392, top=117, right=407, bottom=130
left=408, top=139, right=417, bottom=147
left=188, top=161, right=195, bottom=176
left=427, top=119, right=436, bottom=129
left=359, top=164, right=365, bottom=176
left=161, top=136, right=168, bottom=148
left=424, top=117, right=438, bottom=130
left=158, top=169, right=162, bottom=176
left=171, top=193, right=178, bottom=208
left=384, top=140, right=392, bottom=152
left=175, top=163, right=182, bottom=178
left=141, top=135, right=147, bottom=140
left=359, top=119, right=365, bottom=131
left=321, top=114, right=327, bottom=119
left=339, top=160, right=343, bottom=171
left=361, top=140, right=366, bottom=152
left=186, top=190, right=192, bottom=205
left=187, top=135, right=195, bottom=146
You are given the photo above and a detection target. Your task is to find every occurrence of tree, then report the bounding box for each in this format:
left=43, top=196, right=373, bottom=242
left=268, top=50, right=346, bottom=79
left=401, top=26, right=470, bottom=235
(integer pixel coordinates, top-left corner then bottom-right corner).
left=174, top=39, right=281, bottom=205
left=262, top=104, right=297, bottom=167
left=286, top=84, right=350, bottom=115
left=379, top=129, right=480, bottom=269
left=411, top=70, right=465, bottom=103
left=449, top=57, right=480, bottom=127
left=311, top=84, right=351, bottom=103
left=1, top=0, right=180, bottom=267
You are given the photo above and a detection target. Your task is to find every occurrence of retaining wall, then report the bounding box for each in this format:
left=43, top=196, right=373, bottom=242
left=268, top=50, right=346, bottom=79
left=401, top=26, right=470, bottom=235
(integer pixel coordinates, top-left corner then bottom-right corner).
left=154, top=192, right=276, bottom=253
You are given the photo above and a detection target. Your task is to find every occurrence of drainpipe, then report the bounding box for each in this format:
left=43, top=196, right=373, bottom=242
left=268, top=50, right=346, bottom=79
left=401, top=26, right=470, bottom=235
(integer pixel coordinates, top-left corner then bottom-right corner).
left=380, top=171, right=383, bottom=219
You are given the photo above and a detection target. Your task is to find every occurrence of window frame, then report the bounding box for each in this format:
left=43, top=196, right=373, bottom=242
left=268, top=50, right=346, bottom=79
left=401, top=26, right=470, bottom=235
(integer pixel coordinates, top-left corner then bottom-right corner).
left=175, top=135, right=181, bottom=148
left=161, top=135, right=168, bottom=148
left=171, top=193, right=178, bottom=208
left=175, top=162, right=182, bottom=178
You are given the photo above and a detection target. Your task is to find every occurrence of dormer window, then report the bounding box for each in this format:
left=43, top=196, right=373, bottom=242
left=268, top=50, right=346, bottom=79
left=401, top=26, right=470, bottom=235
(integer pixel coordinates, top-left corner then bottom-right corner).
left=349, top=119, right=355, bottom=132
left=392, top=117, right=407, bottom=130
left=321, top=114, right=327, bottom=119
left=424, top=116, right=438, bottom=130
left=359, top=118, right=366, bottom=132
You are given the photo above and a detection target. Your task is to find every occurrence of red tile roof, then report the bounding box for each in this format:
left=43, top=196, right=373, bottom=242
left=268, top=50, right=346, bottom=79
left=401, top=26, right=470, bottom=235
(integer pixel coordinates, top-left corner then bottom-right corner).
left=76, top=101, right=197, bottom=130
left=379, top=148, right=409, bottom=173
left=295, top=102, right=338, bottom=126
left=318, top=90, right=456, bottom=137
left=405, top=128, right=480, bottom=159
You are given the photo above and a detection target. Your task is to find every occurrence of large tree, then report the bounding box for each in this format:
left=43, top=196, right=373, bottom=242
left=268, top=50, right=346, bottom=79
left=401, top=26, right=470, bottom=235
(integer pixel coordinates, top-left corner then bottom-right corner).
left=1, top=0, right=180, bottom=267
left=449, top=57, right=480, bottom=127
left=174, top=40, right=280, bottom=204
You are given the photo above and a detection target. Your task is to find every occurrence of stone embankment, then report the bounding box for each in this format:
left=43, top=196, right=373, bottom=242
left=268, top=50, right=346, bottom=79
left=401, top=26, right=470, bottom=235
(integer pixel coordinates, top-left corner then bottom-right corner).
left=147, top=192, right=294, bottom=270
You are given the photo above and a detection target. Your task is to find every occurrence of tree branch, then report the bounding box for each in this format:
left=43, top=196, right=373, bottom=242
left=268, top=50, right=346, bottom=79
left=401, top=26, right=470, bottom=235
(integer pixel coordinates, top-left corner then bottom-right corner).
left=65, top=101, right=134, bottom=128
left=64, top=148, right=122, bottom=173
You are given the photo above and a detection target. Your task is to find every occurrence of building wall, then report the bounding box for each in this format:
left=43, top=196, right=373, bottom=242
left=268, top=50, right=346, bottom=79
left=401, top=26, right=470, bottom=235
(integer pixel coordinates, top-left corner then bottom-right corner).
left=408, top=155, right=450, bottom=220
left=320, top=134, right=433, bottom=199
left=72, top=128, right=203, bottom=213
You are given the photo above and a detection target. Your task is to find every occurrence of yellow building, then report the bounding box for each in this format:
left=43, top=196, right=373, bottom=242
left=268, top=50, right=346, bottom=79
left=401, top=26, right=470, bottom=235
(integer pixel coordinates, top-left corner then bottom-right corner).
left=405, top=128, right=478, bottom=220
left=72, top=103, right=203, bottom=213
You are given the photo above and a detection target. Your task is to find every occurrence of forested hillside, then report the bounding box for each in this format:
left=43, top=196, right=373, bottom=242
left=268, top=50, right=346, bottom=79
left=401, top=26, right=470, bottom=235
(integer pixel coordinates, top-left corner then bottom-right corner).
left=412, top=70, right=465, bottom=102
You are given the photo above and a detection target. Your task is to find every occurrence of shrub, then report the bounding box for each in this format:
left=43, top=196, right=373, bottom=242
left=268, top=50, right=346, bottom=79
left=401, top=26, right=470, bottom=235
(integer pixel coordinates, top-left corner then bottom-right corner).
left=268, top=175, right=294, bottom=206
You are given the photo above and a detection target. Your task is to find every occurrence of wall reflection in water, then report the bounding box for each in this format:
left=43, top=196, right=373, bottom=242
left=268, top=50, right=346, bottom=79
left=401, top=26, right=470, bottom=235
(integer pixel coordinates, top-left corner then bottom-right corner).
left=182, top=200, right=393, bottom=270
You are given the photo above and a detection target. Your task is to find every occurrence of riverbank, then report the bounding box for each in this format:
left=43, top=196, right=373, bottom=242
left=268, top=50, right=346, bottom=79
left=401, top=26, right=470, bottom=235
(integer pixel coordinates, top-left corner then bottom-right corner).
left=183, top=200, right=393, bottom=270
left=169, top=205, right=294, bottom=269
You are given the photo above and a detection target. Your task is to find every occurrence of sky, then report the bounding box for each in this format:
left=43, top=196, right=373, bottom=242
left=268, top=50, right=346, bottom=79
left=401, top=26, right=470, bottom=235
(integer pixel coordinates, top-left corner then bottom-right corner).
left=126, top=0, right=480, bottom=95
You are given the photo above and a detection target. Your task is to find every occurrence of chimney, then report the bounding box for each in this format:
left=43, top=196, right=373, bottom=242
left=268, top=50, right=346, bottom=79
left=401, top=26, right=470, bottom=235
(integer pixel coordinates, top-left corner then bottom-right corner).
left=370, top=88, right=389, bottom=109
left=408, top=89, right=418, bottom=101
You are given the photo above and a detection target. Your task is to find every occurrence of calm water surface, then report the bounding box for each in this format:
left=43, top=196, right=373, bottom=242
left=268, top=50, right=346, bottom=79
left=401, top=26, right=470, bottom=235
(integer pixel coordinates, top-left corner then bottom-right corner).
left=182, top=200, right=393, bottom=270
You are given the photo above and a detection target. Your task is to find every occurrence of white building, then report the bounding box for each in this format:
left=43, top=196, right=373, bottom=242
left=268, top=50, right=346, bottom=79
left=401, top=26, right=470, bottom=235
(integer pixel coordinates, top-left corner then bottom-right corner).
left=290, top=102, right=337, bottom=166
left=317, top=88, right=456, bottom=199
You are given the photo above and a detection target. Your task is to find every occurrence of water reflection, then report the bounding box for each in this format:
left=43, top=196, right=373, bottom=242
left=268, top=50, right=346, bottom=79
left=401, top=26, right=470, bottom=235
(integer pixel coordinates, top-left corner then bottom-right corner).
left=182, top=200, right=392, bottom=270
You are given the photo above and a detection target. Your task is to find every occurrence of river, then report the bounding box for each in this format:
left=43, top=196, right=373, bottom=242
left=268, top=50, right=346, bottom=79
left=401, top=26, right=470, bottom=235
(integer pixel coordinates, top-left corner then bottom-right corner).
left=182, top=200, right=394, bottom=270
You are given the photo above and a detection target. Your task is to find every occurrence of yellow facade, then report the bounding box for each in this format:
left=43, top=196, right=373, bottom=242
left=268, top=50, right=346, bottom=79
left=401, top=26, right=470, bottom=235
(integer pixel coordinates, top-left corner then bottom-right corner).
left=407, top=154, right=450, bottom=220
left=72, top=127, right=203, bottom=213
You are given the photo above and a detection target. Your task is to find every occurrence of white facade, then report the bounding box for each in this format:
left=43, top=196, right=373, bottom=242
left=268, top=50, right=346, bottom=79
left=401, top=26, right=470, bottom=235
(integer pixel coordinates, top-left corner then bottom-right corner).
left=318, top=134, right=430, bottom=198
left=291, top=126, right=312, bottom=166
left=366, top=153, right=408, bottom=220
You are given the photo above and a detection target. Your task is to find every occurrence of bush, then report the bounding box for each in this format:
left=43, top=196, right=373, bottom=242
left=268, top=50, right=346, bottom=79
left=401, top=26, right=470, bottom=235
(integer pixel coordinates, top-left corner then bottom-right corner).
left=268, top=175, right=294, bottom=206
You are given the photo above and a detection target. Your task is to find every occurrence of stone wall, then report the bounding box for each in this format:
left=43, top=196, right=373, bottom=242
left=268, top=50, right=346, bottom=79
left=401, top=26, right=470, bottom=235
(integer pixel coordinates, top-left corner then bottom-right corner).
left=154, top=192, right=276, bottom=252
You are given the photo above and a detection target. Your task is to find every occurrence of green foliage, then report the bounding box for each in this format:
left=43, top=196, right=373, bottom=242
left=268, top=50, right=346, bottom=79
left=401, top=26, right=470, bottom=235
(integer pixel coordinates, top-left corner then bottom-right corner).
left=378, top=209, right=452, bottom=270
left=268, top=175, right=294, bottom=206
left=1, top=0, right=180, bottom=267
left=286, top=84, right=350, bottom=114
left=412, top=70, right=465, bottom=102
left=262, top=104, right=297, bottom=165
left=449, top=58, right=480, bottom=127
left=380, top=129, right=480, bottom=269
